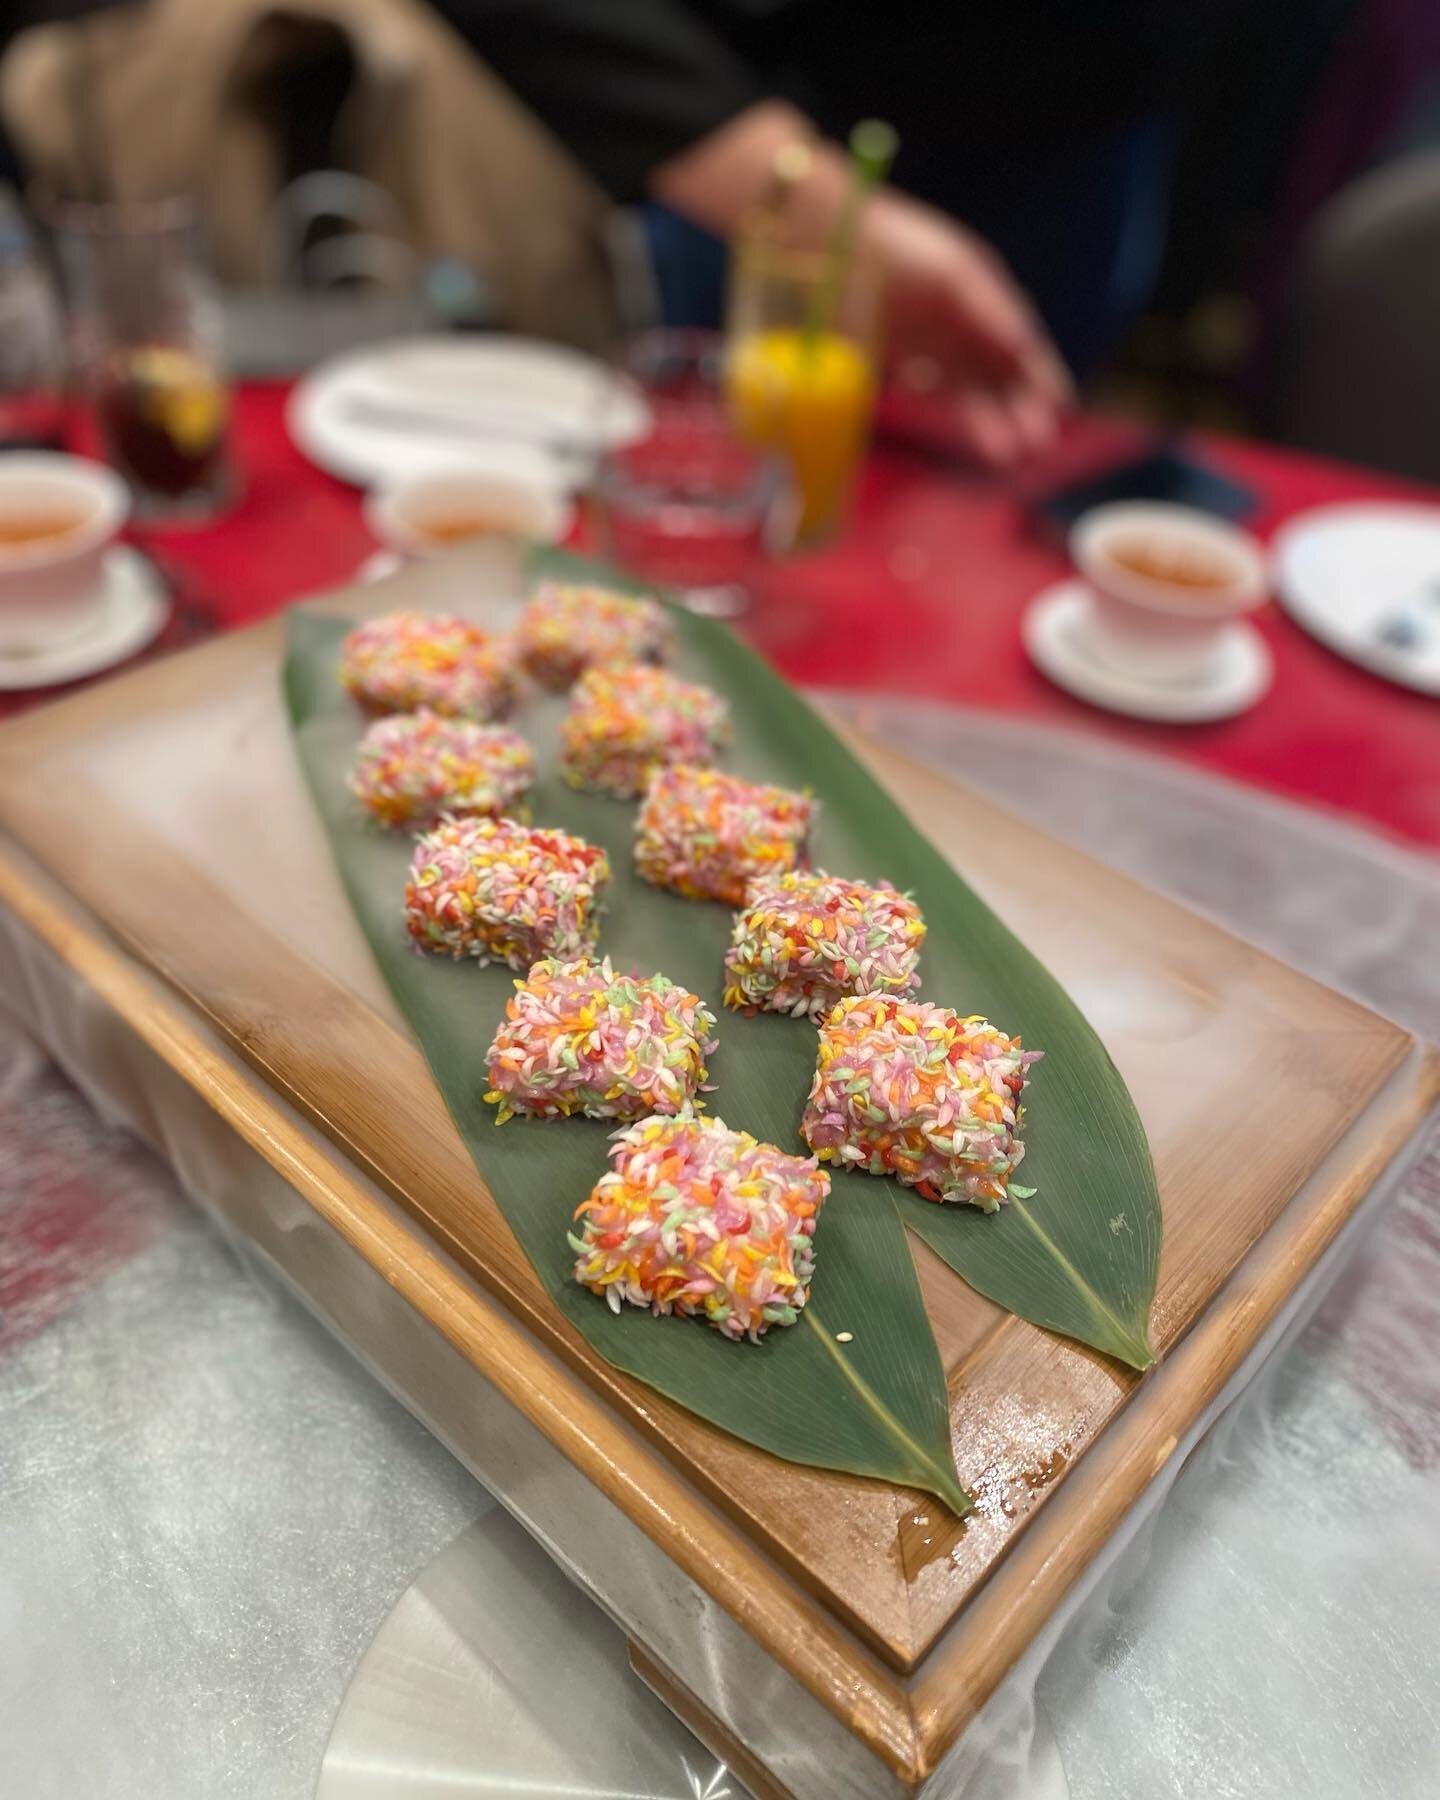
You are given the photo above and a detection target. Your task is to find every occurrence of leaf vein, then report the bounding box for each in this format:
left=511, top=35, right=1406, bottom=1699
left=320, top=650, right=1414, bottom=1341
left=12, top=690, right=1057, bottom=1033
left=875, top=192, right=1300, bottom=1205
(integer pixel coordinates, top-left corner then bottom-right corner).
left=1009, top=1203, right=1154, bottom=1368
left=801, top=1306, right=972, bottom=1515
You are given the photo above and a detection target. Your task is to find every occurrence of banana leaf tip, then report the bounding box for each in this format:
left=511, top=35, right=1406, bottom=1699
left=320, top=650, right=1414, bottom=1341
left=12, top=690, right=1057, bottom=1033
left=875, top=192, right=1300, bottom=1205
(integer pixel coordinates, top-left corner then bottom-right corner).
left=920, top=1464, right=974, bottom=1521
left=938, top=1480, right=975, bottom=1521
left=1116, top=1335, right=1157, bottom=1373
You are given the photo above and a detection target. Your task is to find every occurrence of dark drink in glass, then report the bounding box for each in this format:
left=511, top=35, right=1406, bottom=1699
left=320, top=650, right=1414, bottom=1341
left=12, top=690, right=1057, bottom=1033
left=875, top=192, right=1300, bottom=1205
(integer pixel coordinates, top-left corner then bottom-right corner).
left=97, top=346, right=230, bottom=500
left=50, top=196, right=235, bottom=521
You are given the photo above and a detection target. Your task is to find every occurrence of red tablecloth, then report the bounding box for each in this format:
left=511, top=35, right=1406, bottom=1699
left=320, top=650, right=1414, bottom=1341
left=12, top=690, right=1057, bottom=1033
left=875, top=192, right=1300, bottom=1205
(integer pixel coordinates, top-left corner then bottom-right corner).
left=133, top=383, right=1440, bottom=851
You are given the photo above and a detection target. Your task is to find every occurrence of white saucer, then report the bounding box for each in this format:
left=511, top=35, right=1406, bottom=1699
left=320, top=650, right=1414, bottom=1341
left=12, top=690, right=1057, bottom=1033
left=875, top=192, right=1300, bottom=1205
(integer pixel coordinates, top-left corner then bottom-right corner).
left=1022, top=578, right=1273, bottom=723
left=287, top=335, right=648, bottom=491
left=0, top=546, right=170, bottom=691
left=1272, top=500, right=1440, bottom=696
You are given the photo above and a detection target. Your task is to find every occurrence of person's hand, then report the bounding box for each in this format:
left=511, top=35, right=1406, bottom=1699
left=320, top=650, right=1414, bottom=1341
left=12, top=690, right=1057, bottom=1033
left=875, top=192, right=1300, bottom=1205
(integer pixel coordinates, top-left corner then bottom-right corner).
left=860, top=185, right=1073, bottom=465
left=652, top=101, right=1073, bottom=465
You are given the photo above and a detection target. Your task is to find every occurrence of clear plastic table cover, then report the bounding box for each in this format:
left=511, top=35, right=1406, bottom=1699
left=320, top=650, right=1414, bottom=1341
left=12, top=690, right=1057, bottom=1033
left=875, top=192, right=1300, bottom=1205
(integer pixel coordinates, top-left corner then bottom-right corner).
left=1, top=695, right=1437, bottom=1800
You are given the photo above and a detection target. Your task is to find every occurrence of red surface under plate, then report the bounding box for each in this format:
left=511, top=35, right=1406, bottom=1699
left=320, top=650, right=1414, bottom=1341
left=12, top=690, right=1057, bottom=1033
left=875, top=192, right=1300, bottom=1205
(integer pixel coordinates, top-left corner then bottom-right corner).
left=30, top=383, right=1440, bottom=851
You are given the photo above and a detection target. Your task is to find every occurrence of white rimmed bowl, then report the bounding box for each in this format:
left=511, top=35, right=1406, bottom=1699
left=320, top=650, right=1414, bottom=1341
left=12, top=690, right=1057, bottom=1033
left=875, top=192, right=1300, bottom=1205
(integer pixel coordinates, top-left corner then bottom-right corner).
left=365, top=464, right=573, bottom=561
left=1069, top=501, right=1268, bottom=683
left=0, top=453, right=130, bottom=653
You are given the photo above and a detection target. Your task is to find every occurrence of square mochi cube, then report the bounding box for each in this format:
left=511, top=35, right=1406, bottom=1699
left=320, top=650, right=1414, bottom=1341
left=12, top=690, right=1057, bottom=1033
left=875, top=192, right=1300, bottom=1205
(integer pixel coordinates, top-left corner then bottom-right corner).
left=404, top=815, right=609, bottom=969
left=801, top=995, right=1040, bottom=1210
left=634, top=763, right=814, bottom=904
left=570, top=1111, right=828, bottom=1341
left=484, top=956, right=718, bottom=1123
left=350, top=711, right=534, bottom=830
left=515, top=582, right=670, bottom=689
left=723, top=870, right=925, bottom=1018
left=560, top=666, right=730, bottom=798
left=340, top=611, right=517, bottom=720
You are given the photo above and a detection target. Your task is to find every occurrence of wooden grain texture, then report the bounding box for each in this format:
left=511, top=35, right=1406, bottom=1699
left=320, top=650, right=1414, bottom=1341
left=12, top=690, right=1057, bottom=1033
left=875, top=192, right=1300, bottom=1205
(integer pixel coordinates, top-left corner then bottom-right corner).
left=0, top=592, right=1434, bottom=1775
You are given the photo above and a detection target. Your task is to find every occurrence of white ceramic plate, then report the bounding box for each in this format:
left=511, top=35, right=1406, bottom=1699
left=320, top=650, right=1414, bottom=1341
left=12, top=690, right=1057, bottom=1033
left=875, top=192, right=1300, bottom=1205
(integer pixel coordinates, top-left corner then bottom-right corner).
left=286, top=335, right=649, bottom=492
left=0, top=546, right=169, bottom=690
left=1023, top=578, right=1272, bottom=723
left=1272, top=500, right=1440, bottom=696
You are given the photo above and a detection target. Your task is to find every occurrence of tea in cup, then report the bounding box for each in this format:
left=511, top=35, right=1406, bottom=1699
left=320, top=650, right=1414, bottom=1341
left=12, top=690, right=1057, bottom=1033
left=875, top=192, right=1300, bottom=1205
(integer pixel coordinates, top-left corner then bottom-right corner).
left=1069, top=502, right=1267, bottom=683
left=365, top=465, right=572, bottom=561
left=0, top=452, right=129, bottom=654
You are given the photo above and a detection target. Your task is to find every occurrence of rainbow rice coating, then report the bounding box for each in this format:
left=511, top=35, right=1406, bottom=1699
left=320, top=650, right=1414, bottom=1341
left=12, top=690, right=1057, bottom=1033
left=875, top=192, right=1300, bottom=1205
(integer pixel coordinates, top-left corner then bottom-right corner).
left=515, top=581, right=671, bottom=690
left=723, top=871, right=925, bottom=1018
left=350, top=710, right=534, bottom=830
left=570, top=1111, right=828, bottom=1341
left=405, top=816, right=609, bottom=969
left=560, top=666, right=731, bottom=798
left=801, top=995, right=1041, bottom=1210
left=634, top=764, right=815, bottom=904
left=340, top=611, right=517, bottom=720
left=484, top=956, right=718, bottom=1124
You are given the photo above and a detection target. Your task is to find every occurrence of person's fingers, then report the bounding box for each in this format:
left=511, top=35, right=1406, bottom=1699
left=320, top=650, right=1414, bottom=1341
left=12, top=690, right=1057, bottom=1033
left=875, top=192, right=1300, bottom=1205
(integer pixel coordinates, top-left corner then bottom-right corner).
left=861, top=185, right=1075, bottom=412
left=952, top=390, right=1025, bottom=467
left=896, top=351, right=945, bottom=395
left=863, top=190, right=1073, bottom=465
left=1006, top=382, right=1062, bottom=456
left=932, top=237, right=1075, bottom=410
left=930, top=299, right=1071, bottom=442
left=883, top=375, right=1055, bottom=467
left=941, top=246, right=1044, bottom=368
left=1018, top=333, right=1076, bottom=410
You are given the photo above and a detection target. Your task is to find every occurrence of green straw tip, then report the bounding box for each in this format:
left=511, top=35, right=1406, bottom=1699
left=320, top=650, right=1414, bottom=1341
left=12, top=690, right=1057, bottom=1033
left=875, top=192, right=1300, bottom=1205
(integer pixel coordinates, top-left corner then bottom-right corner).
left=849, top=119, right=899, bottom=181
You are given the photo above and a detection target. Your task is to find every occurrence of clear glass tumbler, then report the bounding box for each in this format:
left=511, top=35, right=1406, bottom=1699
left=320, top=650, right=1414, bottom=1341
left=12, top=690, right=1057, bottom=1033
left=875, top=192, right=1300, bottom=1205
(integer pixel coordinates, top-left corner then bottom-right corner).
left=726, top=238, right=880, bottom=547
left=50, top=196, right=235, bottom=522
left=591, top=329, right=784, bottom=618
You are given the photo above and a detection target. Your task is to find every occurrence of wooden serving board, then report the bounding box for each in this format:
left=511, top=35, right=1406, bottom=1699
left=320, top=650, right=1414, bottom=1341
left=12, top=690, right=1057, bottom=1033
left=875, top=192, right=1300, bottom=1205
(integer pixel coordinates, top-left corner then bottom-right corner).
left=0, top=548, right=1433, bottom=1795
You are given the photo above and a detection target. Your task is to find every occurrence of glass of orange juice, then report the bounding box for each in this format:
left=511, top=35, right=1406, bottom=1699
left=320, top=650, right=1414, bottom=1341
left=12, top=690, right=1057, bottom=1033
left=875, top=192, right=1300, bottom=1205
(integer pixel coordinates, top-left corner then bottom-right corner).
left=725, top=237, right=880, bottom=548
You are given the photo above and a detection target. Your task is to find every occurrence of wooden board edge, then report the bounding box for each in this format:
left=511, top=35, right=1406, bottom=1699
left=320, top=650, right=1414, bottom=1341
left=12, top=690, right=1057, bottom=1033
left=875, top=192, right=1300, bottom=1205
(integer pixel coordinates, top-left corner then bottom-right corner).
left=904, top=1035, right=1440, bottom=1779
left=0, top=615, right=286, bottom=762
left=0, top=838, right=928, bottom=1786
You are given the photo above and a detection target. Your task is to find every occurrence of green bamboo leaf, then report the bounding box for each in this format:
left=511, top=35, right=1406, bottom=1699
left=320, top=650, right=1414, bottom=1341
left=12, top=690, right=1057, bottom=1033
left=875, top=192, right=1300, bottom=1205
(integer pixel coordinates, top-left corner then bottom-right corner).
left=284, top=530, right=1160, bottom=1515
left=521, top=546, right=1161, bottom=1368
left=891, top=882, right=1160, bottom=1369
left=284, top=608, right=971, bottom=1515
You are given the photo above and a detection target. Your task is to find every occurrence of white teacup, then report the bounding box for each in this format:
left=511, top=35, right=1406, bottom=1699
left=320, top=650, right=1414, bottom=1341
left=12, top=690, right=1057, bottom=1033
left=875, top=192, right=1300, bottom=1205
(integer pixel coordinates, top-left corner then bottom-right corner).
left=365, top=464, right=573, bottom=561
left=1070, top=502, right=1267, bottom=684
left=0, top=453, right=130, bottom=654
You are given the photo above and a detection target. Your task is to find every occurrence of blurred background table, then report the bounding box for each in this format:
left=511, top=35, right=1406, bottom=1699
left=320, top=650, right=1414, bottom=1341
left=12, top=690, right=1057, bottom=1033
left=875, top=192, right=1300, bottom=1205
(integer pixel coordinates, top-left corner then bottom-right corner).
left=102, top=381, right=1440, bottom=850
